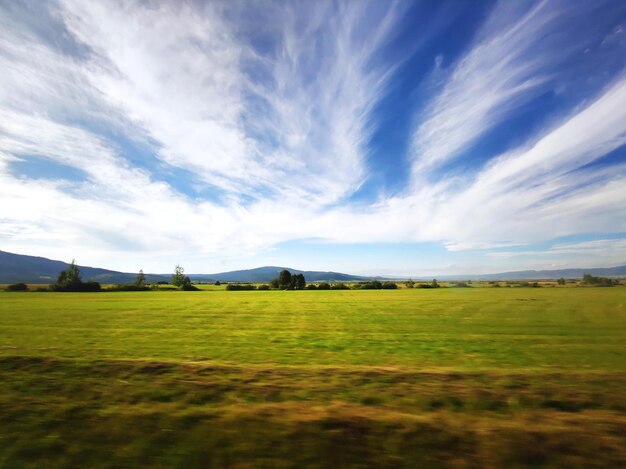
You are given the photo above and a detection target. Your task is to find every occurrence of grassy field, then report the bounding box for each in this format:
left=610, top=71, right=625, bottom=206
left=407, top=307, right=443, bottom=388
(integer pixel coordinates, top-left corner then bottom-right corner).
left=1, top=288, right=625, bottom=467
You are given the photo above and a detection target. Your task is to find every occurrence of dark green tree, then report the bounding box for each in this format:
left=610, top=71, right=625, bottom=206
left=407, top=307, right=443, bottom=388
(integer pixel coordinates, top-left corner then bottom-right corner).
left=172, top=265, right=186, bottom=287
left=66, top=259, right=81, bottom=286
left=52, top=260, right=100, bottom=292
left=135, top=269, right=146, bottom=288
left=278, top=270, right=292, bottom=289
left=292, top=273, right=306, bottom=290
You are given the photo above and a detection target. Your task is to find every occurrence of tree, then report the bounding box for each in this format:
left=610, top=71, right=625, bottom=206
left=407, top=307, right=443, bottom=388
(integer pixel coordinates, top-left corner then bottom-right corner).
left=51, top=260, right=101, bottom=292
left=278, top=270, right=292, bottom=289
left=65, top=259, right=81, bottom=287
left=292, top=273, right=306, bottom=290
left=582, top=273, right=615, bottom=287
left=557, top=277, right=566, bottom=286
left=56, top=270, right=67, bottom=286
left=172, top=265, right=186, bottom=287
left=135, top=269, right=146, bottom=288
left=406, top=279, right=415, bottom=288
left=431, top=278, right=439, bottom=288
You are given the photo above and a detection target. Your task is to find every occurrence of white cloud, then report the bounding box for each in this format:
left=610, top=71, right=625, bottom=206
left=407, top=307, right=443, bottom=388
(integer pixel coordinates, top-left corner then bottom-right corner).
left=410, top=0, right=598, bottom=178
left=486, top=238, right=626, bottom=270
left=0, top=0, right=625, bottom=273
left=54, top=0, right=403, bottom=205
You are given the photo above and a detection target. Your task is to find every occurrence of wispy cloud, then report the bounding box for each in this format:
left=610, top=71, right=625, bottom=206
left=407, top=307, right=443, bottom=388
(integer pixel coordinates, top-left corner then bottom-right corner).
left=53, top=0, right=404, bottom=205
left=486, top=238, right=626, bottom=270
left=410, top=0, right=605, bottom=178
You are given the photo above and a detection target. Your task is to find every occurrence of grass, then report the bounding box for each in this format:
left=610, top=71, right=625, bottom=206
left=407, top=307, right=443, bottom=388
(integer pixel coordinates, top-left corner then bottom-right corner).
left=1, top=287, right=625, bottom=467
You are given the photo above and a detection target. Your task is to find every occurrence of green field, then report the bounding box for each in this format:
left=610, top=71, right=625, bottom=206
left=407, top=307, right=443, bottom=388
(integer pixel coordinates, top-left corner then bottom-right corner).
left=1, top=288, right=625, bottom=467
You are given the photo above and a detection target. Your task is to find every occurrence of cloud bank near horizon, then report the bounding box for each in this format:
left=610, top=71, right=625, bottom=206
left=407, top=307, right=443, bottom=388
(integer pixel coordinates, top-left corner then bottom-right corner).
left=1, top=0, right=625, bottom=274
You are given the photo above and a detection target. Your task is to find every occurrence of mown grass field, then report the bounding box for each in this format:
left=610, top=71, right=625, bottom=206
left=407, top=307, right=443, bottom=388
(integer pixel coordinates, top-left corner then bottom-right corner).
left=1, top=287, right=625, bottom=467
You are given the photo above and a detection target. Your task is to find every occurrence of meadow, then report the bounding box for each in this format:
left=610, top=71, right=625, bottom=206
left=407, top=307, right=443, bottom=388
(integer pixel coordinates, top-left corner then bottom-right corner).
left=1, top=287, right=625, bottom=467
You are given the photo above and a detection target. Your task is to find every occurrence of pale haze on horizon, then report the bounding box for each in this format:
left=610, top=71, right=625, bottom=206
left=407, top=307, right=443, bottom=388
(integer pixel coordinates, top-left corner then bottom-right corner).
left=1, top=0, right=625, bottom=277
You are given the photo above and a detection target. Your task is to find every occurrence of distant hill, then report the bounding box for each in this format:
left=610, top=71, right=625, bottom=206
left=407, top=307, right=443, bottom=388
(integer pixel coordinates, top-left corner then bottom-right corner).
left=189, top=266, right=372, bottom=283
left=466, top=265, right=626, bottom=281
left=0, top=251, right=372, bottom=284
left=0, top=251, right=167, bottom=284
left=1, top=250, right=624, bottom=284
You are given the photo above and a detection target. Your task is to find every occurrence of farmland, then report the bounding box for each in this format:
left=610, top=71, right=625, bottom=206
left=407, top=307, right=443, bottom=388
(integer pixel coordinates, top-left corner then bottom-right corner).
left=1, top=287, right=625, bottom=467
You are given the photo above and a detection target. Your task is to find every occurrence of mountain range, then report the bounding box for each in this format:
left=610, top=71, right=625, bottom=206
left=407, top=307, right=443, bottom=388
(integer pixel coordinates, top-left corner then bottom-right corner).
left=0, top=251, right=372, bottom=284
left=1, top=250, right=625, bottom=284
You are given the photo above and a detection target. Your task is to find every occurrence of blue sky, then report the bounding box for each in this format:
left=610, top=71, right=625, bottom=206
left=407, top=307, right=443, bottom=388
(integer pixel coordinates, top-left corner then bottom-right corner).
left=0, top=0, right=625, bottom=276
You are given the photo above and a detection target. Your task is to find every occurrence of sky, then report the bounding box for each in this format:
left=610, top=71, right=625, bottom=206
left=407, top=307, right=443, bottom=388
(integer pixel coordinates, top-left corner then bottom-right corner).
left=1, top=0, right=625, bottom=276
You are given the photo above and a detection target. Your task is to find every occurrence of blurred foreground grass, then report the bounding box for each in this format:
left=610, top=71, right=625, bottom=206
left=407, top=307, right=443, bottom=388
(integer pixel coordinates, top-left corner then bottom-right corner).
left=1, top=288, right=625, bottom=467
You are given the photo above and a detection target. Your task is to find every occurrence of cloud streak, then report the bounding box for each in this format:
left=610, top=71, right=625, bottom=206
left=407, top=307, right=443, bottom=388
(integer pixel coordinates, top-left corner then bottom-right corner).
left=410, top=0, right=611, bottom=178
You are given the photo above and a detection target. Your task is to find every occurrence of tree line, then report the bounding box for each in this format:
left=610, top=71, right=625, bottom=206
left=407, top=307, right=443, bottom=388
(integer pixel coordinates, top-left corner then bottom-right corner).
left=6, top=262, right=622, bottom=292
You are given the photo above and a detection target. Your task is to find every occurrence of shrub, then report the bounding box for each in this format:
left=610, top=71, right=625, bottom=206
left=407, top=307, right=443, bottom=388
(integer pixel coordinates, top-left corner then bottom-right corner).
left=582, top=274, right=616, bottom=287
left=181, top=283, right=200, bottom=291
left=381, top=282, right=398, bottom=289
left=360, top=280, right=382, bottom=289
left=225, top=284, right=256, bottom=291
left=305, top=284, right=317, bottom=290
left=105, top=285, right=151, bottom=292
left=50, top=280, right=101, bottom=292
left=6, top=283, right=28, bottom=291
left=330, top=282, right=349, bottom=290
left=257, top=284, right=270, bottom=290
left=317, top=282, right=331, bottom=290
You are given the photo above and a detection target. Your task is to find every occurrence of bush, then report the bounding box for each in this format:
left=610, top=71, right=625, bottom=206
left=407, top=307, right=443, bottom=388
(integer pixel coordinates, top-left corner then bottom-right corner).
left=305, top=284, right=317, bottom=290
left=381, top=282, right=398, bottom=289
left=331, top=282, right=350, bottom=290
left=180, top=283, right=200, bottom=291
left=317, top=282, right=331, bottom=290
left=105, top=285, right=151, bottom=292
left=50, top=281, right=101, bottom=292
left=582, top=274, right=617, bottom=287
left=360, top=280, right=382, bottom=289
left=225, top=284, right=256, bottom=291
left=453, top=282, right=471, bottom=288
left=257, top=284, right=270, bottom=290
left=6, top=283, right=28, bottom=291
